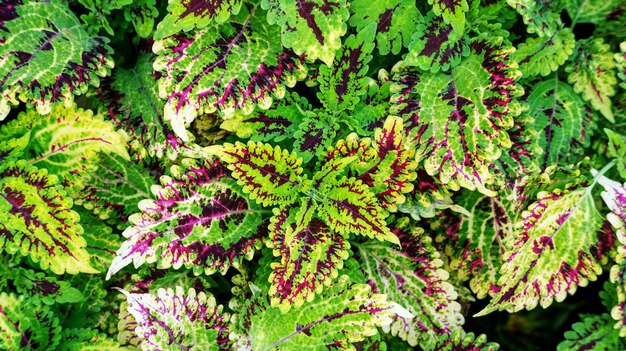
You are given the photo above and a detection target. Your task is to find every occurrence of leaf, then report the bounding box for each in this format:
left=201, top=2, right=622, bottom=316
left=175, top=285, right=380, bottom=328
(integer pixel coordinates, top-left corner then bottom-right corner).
left=423, top=330, right=500, bottom=351
left=0, top=103, right=129, bottom=191
left=268, top=204, right=350, bottom=311
left=564, top=0, right=623, bottom=25
left=477, top=181, right=614, bottom=315
left=76, top=153, right=155, bottom=226
left=261, top=0, right=350, bottom=66
left=526, top=78, right=593, bottom=171
left=355, top=228, right=463, bottom=347
left=438, top=192, right=511, bottom=299
left=119, top=286, right=230, bottom=351
left=506, top=0, right=560, bottom=37
left=8, top=267, right=84, bottom=305
left=107, top=158, right=263, bottom=278
left=0, top=160, right=98, bottom=274
left=154, top=0, right=244, bottom=39
left=428, top=0, right=469, bottom=34
left=0, top=293, right=62, bottom=351
left=0, top=0, right=113, bottom=119
left=348, top=80, right=393, bottom=137
left=512, top=28, right=576, bottom=78
left=236, top=275, right=410, bottom=350
left=566, top=38, right=618, bottom=122
left=123, top=0, right=158, bottom=38
left=153, top=4, right=306, bottom=141
left=617, top=42, right=626, bottom=90
left=293, top=112, right=338, bottom=162
left=318, top=177, right=399, bottom=244
left=216, top=141, right=307, bottom=207
left=557, top=314, right=623, bottom=351
left=75, top=206, right=124, bottom=272
left=348, top=0, right=420, bottom=55
left=317, top=23, right=376, bottom=112
left=392, top=35, right=521, bottom=196
left=57, top=328, right=134, bottom=351
left=105, top=54, right=184, bottom=160
left=405, top=11, right=469, bottom=73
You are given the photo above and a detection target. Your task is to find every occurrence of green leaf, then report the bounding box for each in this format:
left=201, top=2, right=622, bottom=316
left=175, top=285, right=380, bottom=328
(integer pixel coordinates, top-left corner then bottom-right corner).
left=423, top=330, right=500, bottom=351
left=154, top=0, right=243, bottom=39
left=564, top=0, right=623, bottom=25
left=119, top=286, right=230, bottom=351
left=557, top=314, right=623, bottom=351
left=477, top=180, right=613, bottom=315
left=506, top=0, right=560, bottom=37
left=292, top=111, right=338, bottom=162
left=526, top=78, right=593, bottom=171
left=237, top=275, right=411, bottom=350
left=392, top=35, right=521, bottom=196
left=348, top=0, right=420, bottom=55
left=216, top=141, right=307, bottom=207
left=0, top=160, right=98, bottom=274
left=8, top=267, right=84, bottom=305
left=261, top=0, right=350, bottom=66
left=0, top=0, right=113, bottom=119
left=317, top=23, right=376, bottom=112
left=0, top=292, right=62, bottom=351
left=428, top=0, right=469, bottom=34
left=268, top=204, right=350, bottom=311
left=153, top=3, right=307, bottom=141
left=513, top=28, right=576, bottom=78
left=123, top=0, right=158, bottom=38
left=355, top=228, right=463, bottom=347
left=57, top=328, right=134, bottom=351
left=617, top=42, right=626, bottom=90
left=566, top=38, right=618, bottom=122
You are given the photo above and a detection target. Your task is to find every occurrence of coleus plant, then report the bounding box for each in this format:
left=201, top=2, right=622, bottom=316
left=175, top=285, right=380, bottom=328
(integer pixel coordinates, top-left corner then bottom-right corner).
left=0, top=0, right=625, bottom=350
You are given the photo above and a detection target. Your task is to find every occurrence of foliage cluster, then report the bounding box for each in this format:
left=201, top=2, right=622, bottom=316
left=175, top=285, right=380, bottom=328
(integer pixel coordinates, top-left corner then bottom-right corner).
left=0, top=0, right=626, bottom=350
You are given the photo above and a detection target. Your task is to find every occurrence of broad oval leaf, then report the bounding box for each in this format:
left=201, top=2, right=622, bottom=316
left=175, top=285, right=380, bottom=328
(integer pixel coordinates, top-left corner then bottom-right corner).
left=0, top=0, right=113, bottom=118
left=153, top=4, right=307, bottom=141
left=261, top=0, right=350, bottom=66
left=392, top=35, right=522, bottom=196
left=119, top=286, right=230, bottom=351
left=106, top=158, right=263, bottom=278
left=0, top=160, right=98, bottom=274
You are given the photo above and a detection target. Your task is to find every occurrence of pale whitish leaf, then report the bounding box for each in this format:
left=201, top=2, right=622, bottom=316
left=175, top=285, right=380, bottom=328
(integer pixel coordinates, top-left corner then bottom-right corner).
left=477, top=179, right=614, bottom=315
left=355, top=228, right=463, bottom=347
left=0, top=0, right=112, bottom=118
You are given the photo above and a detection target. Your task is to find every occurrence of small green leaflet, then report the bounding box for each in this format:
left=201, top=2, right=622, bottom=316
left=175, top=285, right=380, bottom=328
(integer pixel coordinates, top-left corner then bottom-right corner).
left=566, top=38, right=618, bottom=122
left=0, top=0, right=113, bottom=118
left=428, top=0, right=468, bottom=34
left=513, top=28, right=576, bottom=78
left=0, top=160, right=98, bottom=275
left=557, top=314, right=624, bottom=351
left=154, top=0, right=244, bottom=39
left=423, top=330, right=500, bottom=351
left=261, top=0, right=350, bottom=66
left=477, top=174, right=613, bottom=316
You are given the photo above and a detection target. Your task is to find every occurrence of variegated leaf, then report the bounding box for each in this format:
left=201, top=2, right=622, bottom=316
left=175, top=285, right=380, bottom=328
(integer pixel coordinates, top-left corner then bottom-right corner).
left=392, top=35, right=521, bottom=196
left=526, top=79, right=593, bottom=171
left=57, top=328, right=134, bottom=351
left=293, top=111, right=338, bottom=162
left=349, top=80, right=393, bottom=137
left=348, top=0, right=420, bottom=55
left=75, top=206, right=124, bottom=272
left=512, top=28, right=576, bottom=78
left=477, top=181, right=614, bottom=315
left=153, top=3, right=306, bottom=141
left=215, top=141, right=307, bottom=206
left=405, top=11, right=469, bottom=73
left=268, top=204, right=349, bottom=311
left=355, top=228, right=463, bottom=347
left=0, top=293, right=62, bottom=351
left=506, top=0, right=560, bottom=37
left=318, top=177, right=399, bottom=244
left=0, top=104, right=129, bottom=191
left=557, top=314, right=623, bottom=351
left=123, top=0, right=158, bottom=38
left=491, top=112, right=542, bottom=182
left=317, top=23, right=376, bottom=112
left=0, top=160, right=98, bottom=274
left=564, top=0, right=623, bottom=25
left=120, top=286, right=230, bottom=351
left=439, top=192, right=511, bottom=298
left=566, top=38, right=618, bottom=122
left=428, top=0, right=469, bottom=34
left=106, top=158, right=263, bottom=278
left=398, top=168, right=459, bottom=220
left=261, top=0, right=350, bottom=66
left=154, top=0, right=244, bottom=39
left=423, top=330, right=500, bottom=351
left=235, top=274, right=411, bottom=350
left=0, top=0, right=112, bottom=118
left=6, top=267, right=83, bottom=305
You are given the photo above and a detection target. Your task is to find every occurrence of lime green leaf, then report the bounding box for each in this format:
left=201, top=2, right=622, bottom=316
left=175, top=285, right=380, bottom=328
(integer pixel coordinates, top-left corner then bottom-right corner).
left=293, top=112, right=338, bottom=163
left=428, top=0, right=469, bottom=34
left=557, top=314, right=623, bottom=351
left=423, top=330, right=500, bottom=351
left=154, top=0, right=243, bottom=39
left=617, top=42, right=626, bottom=89
left=0, top=292, right=61, bottom=351
left=123, top=0, right=158, bottom=38
left=506, top=0, right=560, bottom=37
left=348, top=0, right=420, bottom=55
left=564, top=0, right=623, bottom=25
left=566, top=38, right=618, bottom=122
left=0, top=160, right=97, bottom=275
left=261, top=0, right=350, bottom=66
left=57, top=328, right=134, bottom=351
left=0, top=0, right=113, bottom=119
left=8, top=267, right=84, bottom=305
left=355, top=228, right=463, bottom=347
left=513, top=28, right=576, bottom=78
